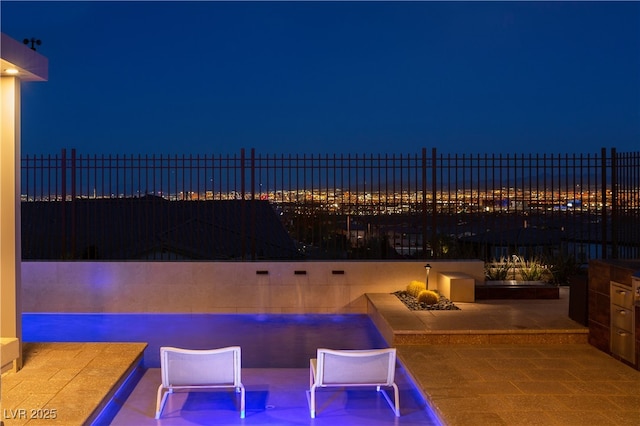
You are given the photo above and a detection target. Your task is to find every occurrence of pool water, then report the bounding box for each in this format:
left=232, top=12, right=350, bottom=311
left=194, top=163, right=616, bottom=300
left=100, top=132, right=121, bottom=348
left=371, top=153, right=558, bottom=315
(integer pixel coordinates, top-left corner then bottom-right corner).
left=22, top=313, right=388, bottom=368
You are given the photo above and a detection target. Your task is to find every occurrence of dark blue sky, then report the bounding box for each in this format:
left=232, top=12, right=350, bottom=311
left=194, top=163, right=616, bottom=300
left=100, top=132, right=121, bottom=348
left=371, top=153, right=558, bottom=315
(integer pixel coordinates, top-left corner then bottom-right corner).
left=2, top=1, right=639, bottom=155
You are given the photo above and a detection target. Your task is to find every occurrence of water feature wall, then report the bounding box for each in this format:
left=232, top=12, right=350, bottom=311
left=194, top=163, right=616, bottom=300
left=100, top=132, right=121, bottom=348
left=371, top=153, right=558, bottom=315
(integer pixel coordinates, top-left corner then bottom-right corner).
left=22, top=260, right=483, bottom=313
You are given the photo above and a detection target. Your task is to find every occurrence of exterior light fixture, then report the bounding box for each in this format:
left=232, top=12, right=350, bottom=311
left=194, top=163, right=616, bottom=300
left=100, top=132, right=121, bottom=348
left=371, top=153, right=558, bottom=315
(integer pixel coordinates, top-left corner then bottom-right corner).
left=424, top=263, right=431, bottom=290
left=4, top=68, right=19, bottom=75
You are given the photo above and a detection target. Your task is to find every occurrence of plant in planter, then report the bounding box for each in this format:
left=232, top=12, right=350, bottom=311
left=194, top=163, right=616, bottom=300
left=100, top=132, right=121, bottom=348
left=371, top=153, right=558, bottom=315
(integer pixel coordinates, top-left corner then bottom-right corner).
left=394, top=282, right=460, bottom=310
left=513, top=255, right=549, bottom=282
left=484, top=256, right=514, bottom=281
left=546, top=252, right=581, bottom=285
left=480, top=255, right=560, bottom=300
left=417, top=289, right=439, bottom=305
left=406, top=280, right=426, bottom=297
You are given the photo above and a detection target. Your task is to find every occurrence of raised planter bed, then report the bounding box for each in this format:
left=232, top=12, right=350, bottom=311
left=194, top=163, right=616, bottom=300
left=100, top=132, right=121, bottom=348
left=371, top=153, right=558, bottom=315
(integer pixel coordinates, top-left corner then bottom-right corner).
left=475, top=280, right=560, bottom=300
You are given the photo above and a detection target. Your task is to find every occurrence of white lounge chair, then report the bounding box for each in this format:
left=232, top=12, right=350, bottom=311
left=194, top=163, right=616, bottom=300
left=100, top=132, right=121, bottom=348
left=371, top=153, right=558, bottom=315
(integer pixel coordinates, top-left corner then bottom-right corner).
left=309, top=348, right=400, bottom=418
left=155, top=346, right=245, bottom=419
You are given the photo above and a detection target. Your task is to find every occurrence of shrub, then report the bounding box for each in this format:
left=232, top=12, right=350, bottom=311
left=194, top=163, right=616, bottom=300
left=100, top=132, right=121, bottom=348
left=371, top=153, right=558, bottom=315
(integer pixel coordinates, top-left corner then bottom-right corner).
left=417, top=290, right=439, bottom=305
left=514, top=255, right=548, bottom=281
left=546, top=253, right=581, bottom=285
left=406, top=280, right=426, bottom=298
left=485, top=256, right=513, bottom=280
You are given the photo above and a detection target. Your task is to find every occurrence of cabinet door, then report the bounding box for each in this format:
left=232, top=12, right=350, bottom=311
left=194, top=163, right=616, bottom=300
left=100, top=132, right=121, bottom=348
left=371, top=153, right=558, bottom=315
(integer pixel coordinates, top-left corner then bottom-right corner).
left=611, top=326, right=635, bottom=363
left=611, top=282, right=633, bottom=308
left=611, top=306, right=634, bottom=331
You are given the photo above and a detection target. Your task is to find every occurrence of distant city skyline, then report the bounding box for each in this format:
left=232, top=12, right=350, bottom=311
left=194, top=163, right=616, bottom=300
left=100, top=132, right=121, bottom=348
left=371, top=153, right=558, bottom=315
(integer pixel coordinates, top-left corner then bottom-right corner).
left=2, top=1, right=639, bottom=156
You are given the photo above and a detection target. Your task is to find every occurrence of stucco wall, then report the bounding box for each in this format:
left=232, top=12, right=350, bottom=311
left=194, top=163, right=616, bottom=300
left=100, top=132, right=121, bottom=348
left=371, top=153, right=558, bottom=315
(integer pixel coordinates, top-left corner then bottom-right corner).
left=22, top=260, right=484, bottom=313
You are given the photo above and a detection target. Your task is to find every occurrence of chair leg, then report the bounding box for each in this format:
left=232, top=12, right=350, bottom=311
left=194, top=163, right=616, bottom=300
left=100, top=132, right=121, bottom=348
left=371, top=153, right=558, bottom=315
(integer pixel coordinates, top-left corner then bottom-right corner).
left=392, top=383, right=400, bottom=417
left=309, top=360, right=318, bottom=418
left=155, top=385, right=169, bottom=419
left=378, top=384, right=401, bottom=417
left=239, top=385, right=246, bottom=419
left=310, top=384, right=317, bottom=418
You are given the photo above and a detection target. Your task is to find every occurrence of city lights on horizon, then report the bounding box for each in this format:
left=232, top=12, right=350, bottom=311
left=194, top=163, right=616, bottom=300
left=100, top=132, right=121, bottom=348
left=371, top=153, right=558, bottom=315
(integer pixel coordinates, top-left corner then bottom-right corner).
left=21, top=186, right=623, bottom=217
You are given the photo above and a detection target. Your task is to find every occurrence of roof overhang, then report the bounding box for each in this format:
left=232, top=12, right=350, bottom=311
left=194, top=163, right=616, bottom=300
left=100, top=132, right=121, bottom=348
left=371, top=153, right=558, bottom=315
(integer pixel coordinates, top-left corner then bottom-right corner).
left=1, top=33, right=48, bottom=81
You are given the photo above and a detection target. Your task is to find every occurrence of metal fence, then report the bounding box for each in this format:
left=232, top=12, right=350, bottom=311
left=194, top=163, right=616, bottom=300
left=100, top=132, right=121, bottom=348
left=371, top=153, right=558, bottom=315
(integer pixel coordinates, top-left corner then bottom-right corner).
left=21, top=148, right=640, bottom=263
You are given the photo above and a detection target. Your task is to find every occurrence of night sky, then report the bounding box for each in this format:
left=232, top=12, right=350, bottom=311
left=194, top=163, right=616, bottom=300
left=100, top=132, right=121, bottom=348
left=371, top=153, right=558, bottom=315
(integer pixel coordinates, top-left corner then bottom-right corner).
left=2, top=1, right=639, bottom=156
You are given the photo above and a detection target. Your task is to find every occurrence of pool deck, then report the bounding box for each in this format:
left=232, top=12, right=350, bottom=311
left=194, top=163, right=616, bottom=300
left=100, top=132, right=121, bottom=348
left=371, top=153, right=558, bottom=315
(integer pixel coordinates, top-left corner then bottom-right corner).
left=3, top=287, right=640, bottom=425
left=0, top=342, right=147, bottom=425
left=369, top=288, right=640, bottom=425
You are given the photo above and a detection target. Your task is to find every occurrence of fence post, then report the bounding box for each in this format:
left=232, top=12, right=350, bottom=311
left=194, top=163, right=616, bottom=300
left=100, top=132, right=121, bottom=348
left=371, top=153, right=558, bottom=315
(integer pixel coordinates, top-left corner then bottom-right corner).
left=70, top=148, right=76, bottom=258
left=600, top=147, right=607, bottom=259
left=610, top=147, right=618, bottom=259
left=421, top=147, right=427, bottom=258
left=60, top=148, right=66, bottom=258
left=240, top=148, right=246, bottom=260
left=251, top=148, right=256, bottom=260
left=431, top=147, right=437, bottom=258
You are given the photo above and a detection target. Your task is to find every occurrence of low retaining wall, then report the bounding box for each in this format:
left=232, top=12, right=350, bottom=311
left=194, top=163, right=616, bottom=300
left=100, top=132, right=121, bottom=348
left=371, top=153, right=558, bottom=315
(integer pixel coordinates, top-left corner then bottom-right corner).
left=21, top=260, right=484, bottom=314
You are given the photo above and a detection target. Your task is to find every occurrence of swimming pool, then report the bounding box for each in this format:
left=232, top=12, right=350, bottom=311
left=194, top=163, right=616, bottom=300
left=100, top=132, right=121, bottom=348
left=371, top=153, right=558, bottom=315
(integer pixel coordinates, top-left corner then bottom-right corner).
left=22, top=313, right=388, bottom=368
